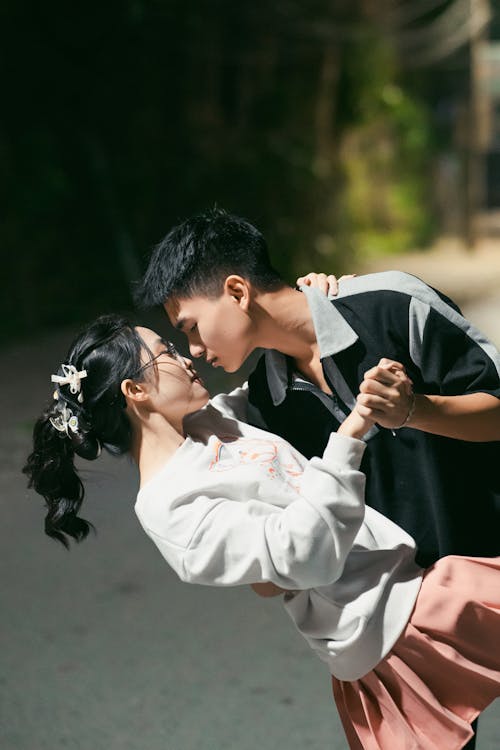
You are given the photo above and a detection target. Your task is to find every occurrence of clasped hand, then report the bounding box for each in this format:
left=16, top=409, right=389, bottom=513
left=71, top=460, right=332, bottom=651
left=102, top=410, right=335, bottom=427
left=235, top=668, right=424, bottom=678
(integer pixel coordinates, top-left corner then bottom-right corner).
left=357, top=358, right=414, bottom=430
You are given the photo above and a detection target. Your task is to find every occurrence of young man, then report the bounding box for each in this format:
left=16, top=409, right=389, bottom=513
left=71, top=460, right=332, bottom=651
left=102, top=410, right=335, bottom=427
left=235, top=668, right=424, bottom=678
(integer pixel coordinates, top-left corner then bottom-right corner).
left=136, top=207, right=500, bottom=749
left=135, top=207, right=500, bottom=572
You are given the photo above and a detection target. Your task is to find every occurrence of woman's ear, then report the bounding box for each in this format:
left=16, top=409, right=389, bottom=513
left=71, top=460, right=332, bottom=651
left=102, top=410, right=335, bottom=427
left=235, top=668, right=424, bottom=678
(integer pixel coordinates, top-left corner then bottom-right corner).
left=121, top=378, right=149, bottom=404
left=224, top=275, right=251, bottom=312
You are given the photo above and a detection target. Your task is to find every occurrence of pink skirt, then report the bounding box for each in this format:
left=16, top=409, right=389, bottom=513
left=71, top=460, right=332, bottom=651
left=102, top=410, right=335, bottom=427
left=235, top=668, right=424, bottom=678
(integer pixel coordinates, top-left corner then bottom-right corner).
left=332, top=556, right=500, bottom=750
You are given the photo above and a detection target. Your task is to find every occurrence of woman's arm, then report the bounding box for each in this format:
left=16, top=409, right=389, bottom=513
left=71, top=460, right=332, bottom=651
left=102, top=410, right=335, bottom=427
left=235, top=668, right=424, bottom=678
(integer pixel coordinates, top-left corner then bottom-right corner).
left=295, top=272, right=356, bottom=297
left=140, top=433, right=367, bottom=591
left=250, top=408, right=374, bottom=599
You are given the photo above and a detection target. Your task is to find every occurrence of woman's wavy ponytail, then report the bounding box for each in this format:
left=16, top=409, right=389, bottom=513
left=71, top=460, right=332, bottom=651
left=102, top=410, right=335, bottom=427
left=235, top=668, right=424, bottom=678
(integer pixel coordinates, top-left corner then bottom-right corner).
left=23, top=314, right=146, bottom=548
left=24, top=408, right=91, bottom=547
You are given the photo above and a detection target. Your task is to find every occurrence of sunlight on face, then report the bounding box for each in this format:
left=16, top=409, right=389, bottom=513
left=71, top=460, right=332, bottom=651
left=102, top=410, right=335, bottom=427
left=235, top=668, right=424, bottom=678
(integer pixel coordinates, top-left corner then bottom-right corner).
left=164, top=292, right=254, bottom=373
left=135, top=326, right=210, bottom=422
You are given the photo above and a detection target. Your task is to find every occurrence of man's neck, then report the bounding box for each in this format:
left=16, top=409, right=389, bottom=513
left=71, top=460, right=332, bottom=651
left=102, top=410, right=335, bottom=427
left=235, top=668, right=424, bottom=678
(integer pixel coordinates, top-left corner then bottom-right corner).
left=251, top=286, right=318, bottom=360
left=251, top=286, right=334, bottom=394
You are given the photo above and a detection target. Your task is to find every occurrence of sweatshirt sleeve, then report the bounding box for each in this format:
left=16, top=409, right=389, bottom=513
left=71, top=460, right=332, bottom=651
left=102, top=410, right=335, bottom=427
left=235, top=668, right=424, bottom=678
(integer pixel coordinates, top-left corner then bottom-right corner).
left=141, top=434, right=366, bottom=590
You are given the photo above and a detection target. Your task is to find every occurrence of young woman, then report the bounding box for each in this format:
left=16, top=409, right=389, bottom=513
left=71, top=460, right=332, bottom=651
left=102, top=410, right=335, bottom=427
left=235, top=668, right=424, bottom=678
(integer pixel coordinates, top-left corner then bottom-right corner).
left=24, top=314, right=500, bottom=750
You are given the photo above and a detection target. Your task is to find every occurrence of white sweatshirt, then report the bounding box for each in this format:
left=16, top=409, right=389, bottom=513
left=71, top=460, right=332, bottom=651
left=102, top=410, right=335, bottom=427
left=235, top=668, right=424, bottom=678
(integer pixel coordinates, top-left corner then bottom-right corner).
left=135, top=389, right=422, bottom=681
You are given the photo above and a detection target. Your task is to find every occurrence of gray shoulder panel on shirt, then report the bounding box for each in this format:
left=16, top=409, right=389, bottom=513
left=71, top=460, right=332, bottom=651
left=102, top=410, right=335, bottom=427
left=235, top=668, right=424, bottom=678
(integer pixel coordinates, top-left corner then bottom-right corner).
left=337, top=271, right=500, bottom=378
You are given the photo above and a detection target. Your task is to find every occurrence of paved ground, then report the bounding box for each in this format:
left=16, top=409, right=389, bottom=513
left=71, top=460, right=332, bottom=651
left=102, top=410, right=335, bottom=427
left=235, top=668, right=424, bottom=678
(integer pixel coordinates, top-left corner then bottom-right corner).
left=2, top=239, right=500, bottom=750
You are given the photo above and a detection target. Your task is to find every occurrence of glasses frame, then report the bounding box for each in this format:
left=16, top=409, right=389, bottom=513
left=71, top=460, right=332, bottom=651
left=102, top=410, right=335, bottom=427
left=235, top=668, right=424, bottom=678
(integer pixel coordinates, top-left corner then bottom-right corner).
left=131, top=340, right=183, bottom=380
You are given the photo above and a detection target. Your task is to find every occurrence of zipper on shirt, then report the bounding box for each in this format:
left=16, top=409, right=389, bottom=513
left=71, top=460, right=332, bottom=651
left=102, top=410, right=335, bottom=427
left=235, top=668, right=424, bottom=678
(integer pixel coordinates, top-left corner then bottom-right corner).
left=288, top=369, right=380, bottom=440
left=289, top=378, right=337, bottom=403
left=283, top=354, right=350, bottom=424
left=288, top=376, right=349, bottom=424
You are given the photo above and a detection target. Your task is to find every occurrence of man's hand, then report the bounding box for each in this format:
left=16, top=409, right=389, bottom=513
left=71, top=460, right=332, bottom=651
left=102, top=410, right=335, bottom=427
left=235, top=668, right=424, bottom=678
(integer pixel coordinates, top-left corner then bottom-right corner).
left=296, top=273, right=356, bottom=297
left=357, top=358, right=414, bottom=430
left=359, top=360, right=500, bottom=441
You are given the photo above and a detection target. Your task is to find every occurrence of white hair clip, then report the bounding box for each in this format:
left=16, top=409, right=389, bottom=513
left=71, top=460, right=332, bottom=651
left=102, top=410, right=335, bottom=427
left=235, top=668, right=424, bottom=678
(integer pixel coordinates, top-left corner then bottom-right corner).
left=51, top=364, right=88, bottom=403
left=49, top=404, right=80, bottom=436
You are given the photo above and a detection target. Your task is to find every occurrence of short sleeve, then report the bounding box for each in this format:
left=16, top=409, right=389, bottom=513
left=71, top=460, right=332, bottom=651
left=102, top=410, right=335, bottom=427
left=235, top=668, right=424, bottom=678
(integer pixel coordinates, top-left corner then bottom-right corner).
left=410, top=299, right=500, bottom=399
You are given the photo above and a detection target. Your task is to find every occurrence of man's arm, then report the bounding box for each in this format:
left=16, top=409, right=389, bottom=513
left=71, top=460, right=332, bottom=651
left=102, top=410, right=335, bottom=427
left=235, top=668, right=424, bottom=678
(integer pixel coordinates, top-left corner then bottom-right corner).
left=409, top=391, right=500, bottom=442
left=358, top=359, right=500, bottom=442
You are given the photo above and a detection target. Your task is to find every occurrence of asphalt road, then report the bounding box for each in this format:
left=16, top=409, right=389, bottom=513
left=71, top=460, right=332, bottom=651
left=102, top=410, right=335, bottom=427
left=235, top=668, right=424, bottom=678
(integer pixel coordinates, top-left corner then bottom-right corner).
left=2, top=256, right=500, bottom=750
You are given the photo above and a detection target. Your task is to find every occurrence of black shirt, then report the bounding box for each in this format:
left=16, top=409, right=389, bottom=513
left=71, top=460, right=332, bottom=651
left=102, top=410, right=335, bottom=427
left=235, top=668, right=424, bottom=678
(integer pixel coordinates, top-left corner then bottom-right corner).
left=248, top=272, right=500, bottom=567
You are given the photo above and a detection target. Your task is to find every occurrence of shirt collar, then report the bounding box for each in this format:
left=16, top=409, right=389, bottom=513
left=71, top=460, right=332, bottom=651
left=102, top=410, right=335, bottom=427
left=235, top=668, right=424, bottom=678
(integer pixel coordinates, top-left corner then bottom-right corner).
left=264, top=285, right=359, bottom=406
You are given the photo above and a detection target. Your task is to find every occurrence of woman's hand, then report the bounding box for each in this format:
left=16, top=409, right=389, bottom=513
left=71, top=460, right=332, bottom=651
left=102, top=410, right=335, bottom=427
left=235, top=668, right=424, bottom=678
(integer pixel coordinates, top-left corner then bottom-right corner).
left=295, top=272, right=356, bottom=297
left=250, top=582, right=288, bottom=598
left=337, top=406, right=374, bottom=440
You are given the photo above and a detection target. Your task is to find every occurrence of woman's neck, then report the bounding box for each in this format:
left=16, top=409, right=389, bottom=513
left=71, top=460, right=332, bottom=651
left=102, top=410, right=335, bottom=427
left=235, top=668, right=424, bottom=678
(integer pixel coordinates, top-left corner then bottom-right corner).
left=130, top=413, right=185, bottom=487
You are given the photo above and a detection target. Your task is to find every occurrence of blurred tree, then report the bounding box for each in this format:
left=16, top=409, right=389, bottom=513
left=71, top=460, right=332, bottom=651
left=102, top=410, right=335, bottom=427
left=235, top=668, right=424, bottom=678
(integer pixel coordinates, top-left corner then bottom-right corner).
left=0, top=0, right=483, bottom=343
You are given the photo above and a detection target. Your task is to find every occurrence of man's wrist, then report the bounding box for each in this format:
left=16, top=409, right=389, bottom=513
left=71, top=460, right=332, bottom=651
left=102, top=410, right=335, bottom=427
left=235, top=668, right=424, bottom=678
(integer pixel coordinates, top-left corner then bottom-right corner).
left=405, top=393, right=435, bottom=430
left=402, top=391, right=417, bottom=427
left=393, top=390, right=417, bottom=429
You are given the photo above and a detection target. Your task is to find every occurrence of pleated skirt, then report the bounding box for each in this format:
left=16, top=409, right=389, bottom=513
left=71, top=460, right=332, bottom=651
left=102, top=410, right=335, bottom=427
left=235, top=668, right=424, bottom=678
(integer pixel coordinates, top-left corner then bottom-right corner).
left=332, top=556, right=500, bottom=750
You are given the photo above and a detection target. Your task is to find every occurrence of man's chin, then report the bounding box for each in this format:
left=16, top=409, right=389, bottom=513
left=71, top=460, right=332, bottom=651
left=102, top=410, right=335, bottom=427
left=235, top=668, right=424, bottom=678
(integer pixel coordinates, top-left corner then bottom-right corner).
left=211, top=351, right=248, bottom=373
left=221, top=361, right=241, bottom=374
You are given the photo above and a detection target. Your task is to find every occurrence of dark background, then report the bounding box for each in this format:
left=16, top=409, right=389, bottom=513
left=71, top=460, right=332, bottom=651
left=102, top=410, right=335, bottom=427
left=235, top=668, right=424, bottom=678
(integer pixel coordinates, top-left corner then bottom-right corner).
left=3, top=0, right=499, bottom=345
left=2, top=5, right=500, bottom=749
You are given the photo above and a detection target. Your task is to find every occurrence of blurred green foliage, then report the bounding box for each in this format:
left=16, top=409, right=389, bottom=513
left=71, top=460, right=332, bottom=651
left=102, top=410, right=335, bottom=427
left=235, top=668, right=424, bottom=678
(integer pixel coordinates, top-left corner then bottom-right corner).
left=0, top=1, right=460, bottom=343
left=337, top=38, right=435, bottom=261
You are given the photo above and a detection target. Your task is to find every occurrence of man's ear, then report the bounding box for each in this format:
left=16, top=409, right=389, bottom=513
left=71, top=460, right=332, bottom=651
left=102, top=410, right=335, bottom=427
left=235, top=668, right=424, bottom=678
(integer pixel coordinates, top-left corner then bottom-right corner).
left=224, top=275, right=251, bottom=312
left=121, top=378, right=150, bottom=404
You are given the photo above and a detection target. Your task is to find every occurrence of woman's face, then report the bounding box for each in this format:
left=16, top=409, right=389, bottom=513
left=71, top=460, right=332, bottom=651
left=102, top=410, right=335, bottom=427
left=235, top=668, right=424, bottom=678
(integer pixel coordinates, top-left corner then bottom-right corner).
left=134, top=326, right=210, bottom=428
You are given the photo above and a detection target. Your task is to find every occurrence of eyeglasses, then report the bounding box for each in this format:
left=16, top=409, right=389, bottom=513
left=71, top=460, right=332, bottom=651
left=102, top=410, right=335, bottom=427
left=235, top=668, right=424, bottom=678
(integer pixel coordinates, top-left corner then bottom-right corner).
left=132, top=340, right=183, bottom=378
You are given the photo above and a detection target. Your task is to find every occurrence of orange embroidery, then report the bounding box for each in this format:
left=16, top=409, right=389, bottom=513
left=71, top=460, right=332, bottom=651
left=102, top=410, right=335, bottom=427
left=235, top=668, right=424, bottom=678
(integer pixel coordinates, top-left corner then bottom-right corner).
left=208, top=437, right=303, bottom=494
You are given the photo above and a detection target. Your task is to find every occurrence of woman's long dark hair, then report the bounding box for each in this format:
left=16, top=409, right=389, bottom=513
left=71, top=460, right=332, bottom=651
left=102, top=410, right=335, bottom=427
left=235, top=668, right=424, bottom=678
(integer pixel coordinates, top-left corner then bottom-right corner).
left=23, top=314, right=148, bottom=548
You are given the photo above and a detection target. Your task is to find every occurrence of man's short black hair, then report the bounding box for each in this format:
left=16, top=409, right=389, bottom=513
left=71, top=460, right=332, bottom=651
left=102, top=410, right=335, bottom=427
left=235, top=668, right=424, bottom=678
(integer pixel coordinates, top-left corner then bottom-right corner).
left=134, top=208, right=285, bottom=308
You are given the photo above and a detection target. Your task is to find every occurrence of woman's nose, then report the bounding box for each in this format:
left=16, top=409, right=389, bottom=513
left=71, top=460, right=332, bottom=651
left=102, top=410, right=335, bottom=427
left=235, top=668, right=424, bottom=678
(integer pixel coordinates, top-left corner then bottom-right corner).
left=189, top=341, right=205, bottom=359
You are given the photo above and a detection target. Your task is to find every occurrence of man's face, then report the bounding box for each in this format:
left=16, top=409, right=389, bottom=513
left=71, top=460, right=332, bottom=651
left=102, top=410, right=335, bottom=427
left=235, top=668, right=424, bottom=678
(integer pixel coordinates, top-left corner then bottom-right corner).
left=164, top=286, right=256, bottom=373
